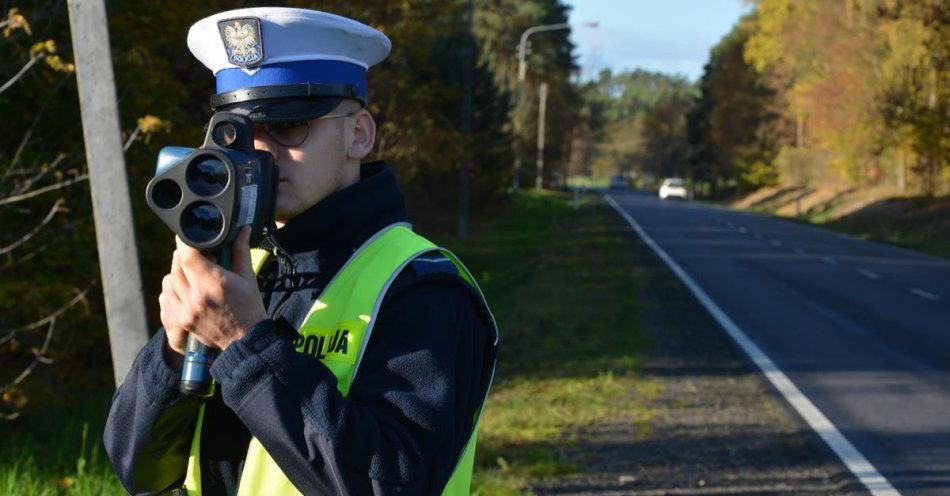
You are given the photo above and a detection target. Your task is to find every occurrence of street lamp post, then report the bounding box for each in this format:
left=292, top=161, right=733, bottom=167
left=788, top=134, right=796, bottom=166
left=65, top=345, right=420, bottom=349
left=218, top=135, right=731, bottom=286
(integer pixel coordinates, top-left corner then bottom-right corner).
left=517, top=23, right=570, bottom=84
left=535, top=82, right=548, bottom=189
left=512, top=21, right=596, bottom=191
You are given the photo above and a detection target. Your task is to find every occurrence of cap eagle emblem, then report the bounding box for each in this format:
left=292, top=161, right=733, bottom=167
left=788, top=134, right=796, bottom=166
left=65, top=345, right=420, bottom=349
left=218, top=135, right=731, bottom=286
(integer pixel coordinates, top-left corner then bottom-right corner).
left=218, top=18, right=263, bottom=69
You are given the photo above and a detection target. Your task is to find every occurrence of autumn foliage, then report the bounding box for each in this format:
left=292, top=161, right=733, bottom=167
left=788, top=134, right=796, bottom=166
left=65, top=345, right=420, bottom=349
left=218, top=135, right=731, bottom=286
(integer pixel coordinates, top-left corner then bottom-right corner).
left=692, top=0, right=948, bottom=195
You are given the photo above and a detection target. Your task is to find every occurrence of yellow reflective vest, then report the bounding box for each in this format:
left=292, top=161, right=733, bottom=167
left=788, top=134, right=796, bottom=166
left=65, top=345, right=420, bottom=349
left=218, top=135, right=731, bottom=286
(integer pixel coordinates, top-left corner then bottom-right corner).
left=183, top=223, right=497, bottom=495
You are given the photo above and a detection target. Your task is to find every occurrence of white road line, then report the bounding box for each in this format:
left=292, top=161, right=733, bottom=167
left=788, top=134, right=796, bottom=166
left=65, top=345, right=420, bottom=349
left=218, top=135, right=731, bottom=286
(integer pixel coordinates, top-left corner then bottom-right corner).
left=821, top=256, right=838, bottom=266
left=770, top=239, right=783, bottom=246
left=858, top=269, right=880, bottom=280
left=910, top=288, right=939, bottom=301
left=738, top=227, right=748, bottom=234
left=726, top=222, right=734, bottom=227
left=604, top=194, right=901, bottom=496
left=794, top=247, right=806, bottom=255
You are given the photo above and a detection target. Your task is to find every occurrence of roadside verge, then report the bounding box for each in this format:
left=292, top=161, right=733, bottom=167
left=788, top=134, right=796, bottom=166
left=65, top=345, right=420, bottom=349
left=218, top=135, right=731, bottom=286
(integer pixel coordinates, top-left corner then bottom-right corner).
left=443, top=191, right=867, bottom=495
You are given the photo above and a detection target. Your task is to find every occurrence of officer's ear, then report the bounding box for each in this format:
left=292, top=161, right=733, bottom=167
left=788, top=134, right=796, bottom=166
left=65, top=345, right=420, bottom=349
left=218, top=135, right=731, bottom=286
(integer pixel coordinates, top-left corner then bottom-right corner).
left=345, top=104, right=375, bottom=161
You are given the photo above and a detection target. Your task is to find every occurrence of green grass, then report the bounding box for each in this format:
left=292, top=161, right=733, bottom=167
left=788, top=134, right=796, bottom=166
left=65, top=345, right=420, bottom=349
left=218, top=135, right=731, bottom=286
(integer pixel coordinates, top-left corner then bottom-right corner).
left=565, top=175, right=610, bottom=189
left=0, top=391, right=125, bottom=495
left=1, top=190, right=654, bottom=495
left=435, top=191, right=657, bottom=495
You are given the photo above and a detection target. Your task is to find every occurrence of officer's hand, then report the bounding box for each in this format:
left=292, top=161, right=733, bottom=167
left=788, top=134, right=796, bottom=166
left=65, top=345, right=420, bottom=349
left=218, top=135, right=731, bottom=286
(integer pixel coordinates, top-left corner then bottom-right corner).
left=159, top=226, right=266, bottom=352
left=160, top=251, right=190, bottom=356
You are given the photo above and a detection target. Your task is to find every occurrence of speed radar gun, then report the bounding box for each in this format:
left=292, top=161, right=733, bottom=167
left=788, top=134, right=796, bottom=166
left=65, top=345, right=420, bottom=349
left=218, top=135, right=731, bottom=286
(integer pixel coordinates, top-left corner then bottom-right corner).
left=145, top=112, right=278, bottom=397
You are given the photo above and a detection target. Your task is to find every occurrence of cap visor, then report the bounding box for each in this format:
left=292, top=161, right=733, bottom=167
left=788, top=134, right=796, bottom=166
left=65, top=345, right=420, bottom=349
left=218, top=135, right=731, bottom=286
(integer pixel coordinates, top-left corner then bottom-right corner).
left=217, top=97, right=342, bottom=123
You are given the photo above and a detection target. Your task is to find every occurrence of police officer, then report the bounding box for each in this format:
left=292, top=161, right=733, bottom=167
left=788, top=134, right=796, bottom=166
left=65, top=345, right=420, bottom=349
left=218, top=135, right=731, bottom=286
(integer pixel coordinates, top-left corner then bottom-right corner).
left=104, top=8, right=498, bottom=496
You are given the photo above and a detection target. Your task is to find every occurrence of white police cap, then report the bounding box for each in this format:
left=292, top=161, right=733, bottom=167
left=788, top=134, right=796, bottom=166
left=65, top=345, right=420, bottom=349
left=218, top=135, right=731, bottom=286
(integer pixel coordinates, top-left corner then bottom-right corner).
left=187, top=8, right=391, bottom=119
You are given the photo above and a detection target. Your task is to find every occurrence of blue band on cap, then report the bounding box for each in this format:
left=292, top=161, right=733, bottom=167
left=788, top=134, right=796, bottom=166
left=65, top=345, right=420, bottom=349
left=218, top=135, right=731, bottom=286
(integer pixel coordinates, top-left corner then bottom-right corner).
left=216, top=59, right=367, bottom=97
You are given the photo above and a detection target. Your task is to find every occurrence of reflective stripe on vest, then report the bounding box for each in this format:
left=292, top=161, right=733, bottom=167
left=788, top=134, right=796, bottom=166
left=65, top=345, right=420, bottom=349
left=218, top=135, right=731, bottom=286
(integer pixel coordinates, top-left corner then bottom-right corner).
left=183, top=223, right=498, bottom=495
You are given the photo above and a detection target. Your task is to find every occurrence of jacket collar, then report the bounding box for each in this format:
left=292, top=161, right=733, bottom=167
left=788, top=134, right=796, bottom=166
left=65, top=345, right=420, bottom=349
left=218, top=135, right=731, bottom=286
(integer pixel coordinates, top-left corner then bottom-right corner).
left=270, top=161, right=408, bottom=264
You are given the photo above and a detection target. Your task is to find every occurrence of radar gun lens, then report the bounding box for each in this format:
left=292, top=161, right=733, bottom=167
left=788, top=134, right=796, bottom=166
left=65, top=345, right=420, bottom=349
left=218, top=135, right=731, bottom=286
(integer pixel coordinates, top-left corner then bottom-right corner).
left=180, top=202, right=224, bottom=244
left=186, top=157, right=229, bottom=197
left=151, top=179, right=182, bottom=209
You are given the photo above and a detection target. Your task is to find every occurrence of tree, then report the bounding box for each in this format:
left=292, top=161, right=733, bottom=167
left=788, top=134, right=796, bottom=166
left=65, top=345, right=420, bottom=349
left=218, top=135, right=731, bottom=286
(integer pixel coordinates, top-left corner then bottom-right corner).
left=742, top=0, right=948, bottom=191
left=0, top=6, right=96, bottom=419
left=877, top=0, right=950, bottom=193
left=640, top=87, right=694, bottom=180
left=475, top=0, right=580, bottom=189
left=577, top=69, right=695, bottom=183
left=688, top=17, right=785, bottom=194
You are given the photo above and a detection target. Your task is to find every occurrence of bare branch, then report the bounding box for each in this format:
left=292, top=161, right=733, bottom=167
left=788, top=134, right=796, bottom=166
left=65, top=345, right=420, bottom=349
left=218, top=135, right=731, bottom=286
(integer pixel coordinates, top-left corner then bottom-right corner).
left=0, top=281, right=95, bottom=420
left=3, top=128, right=33, bottom=186
left=0, top=73, right=72, bottom=187
left=0, top=52, right=44, bottom=96
left=10, top=239, right=52, bottom=264
left=0, top=199, right=65, bottom=256
left=1, top=317, right=56, bottom=420
left=0, top=173, right=87, bottom=206
left=6, top=317, right=56, bottom=388
left=123, top=124, right=142, bottom=152
left=0, top=410, right=21, bottom=420
left=13, top=153, right=67, bottom=195
left=1, top=168, right=51, bottom=176
left=2, top=215, right=92, bottom=268
left=0, top=281, right=96, bottom=347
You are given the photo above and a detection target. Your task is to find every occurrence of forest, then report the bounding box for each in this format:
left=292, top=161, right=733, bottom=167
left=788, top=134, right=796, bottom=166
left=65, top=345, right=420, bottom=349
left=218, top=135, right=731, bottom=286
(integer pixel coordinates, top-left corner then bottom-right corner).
left=690, top=0, right=948, bottom=198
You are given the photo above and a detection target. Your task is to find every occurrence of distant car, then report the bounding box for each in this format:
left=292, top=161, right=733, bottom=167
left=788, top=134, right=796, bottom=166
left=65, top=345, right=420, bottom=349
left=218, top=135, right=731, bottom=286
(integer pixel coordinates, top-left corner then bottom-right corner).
left=609, top=174, right=627, bottom=189
left=659, top=178, right=689, bottom=200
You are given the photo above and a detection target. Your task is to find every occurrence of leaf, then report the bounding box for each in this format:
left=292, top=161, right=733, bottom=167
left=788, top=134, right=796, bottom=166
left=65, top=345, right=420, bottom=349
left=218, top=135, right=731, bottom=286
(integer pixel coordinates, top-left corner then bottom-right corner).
left=3, top=8, right=32, bottom=38
left=2, top=387, right=28, bottom=409
left=44, top=55, right=75, bottom=73
left=137, top=115, right=172, bottom=134
left=29, top=39, right=56, bottom=57
left=55, top=476, right=75, bottom=490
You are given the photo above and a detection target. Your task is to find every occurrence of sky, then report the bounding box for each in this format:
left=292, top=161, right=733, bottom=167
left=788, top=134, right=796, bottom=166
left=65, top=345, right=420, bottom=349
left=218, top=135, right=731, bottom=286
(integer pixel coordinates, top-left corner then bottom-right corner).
left=563, top=0, right=753, bottom=81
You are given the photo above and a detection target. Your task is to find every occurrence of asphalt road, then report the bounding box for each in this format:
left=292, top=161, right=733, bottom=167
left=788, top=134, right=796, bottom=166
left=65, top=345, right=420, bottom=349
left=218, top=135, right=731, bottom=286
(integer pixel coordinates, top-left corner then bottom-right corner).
left=606, top=189, right=950, bottom=496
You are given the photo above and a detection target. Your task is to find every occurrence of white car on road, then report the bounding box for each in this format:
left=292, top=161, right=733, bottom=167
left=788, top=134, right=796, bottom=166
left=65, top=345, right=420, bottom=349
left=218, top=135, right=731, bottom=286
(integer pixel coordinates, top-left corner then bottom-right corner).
left=659, top=178, right=689, bottom=200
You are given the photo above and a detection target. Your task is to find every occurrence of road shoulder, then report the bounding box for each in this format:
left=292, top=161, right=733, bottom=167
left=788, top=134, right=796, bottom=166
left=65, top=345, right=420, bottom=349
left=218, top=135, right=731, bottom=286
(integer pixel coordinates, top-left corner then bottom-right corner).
left=532, top=194, right=867, bottom=495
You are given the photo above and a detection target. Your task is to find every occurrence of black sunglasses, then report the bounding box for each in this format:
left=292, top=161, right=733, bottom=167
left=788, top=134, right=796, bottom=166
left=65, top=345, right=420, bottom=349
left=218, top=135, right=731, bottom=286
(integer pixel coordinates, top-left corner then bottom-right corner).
left=262, top=111, right=358, bottom=148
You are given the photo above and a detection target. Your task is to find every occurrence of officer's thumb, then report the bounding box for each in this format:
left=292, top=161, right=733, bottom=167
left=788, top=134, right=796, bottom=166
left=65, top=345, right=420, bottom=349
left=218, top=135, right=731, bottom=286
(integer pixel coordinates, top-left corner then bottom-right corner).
left=232, top=226, right=256, bottom=281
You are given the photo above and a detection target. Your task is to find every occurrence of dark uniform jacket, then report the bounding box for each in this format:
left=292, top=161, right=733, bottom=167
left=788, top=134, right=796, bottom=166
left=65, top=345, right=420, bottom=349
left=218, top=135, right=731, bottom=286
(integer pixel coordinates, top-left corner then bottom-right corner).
left=104, top=162, right=496, bottom=496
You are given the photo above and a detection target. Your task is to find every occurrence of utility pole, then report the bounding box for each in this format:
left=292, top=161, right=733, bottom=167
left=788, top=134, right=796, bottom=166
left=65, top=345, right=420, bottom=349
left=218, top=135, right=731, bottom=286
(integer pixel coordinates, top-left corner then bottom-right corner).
left=512, top=54, right=526, bottom=192
left=535, top=82, right=548, bottom=190
left=458, top=0, right=473, bottom=239
left=67, top=0, right=149, bottom=386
